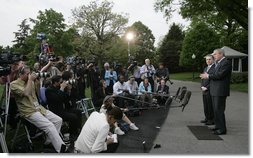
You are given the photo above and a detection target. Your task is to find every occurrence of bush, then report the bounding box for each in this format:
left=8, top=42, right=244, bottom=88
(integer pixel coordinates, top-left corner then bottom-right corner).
left=230, top=72, right=248, bottom=83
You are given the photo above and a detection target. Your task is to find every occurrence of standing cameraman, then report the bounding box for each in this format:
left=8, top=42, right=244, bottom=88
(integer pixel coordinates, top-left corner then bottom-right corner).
left=40, top=59, right=61, bottom=76
left=127, top=61, right=141, bottom=86
left=140, top=59, right=156, bottom=92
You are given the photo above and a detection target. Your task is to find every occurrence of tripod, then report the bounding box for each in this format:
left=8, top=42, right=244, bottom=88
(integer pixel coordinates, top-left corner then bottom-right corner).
left=0, top=118, right=8, bottom=152
left=0, top=76, right=11, bottom=153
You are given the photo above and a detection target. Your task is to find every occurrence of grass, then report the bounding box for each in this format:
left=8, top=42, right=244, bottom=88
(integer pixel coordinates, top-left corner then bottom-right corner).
left=170, top=72, right=248, bottom=93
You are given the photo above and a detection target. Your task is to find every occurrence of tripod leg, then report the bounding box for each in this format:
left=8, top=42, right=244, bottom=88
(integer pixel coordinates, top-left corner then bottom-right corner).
left=0, top=131, right=9, bottom=153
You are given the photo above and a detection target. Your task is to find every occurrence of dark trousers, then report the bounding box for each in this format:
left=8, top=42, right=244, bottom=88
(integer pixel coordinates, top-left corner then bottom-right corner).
left=212, top=96, right=227, bottom=132
left=148, top=77, right=154, bottom=92
left=100, top=143, right=119, bottom=153
left=202, top=93, right=214, bottom=122
left=57, top=109, right=82, bottom=141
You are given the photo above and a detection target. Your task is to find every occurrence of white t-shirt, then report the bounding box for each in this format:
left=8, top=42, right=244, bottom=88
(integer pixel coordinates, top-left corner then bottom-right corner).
left=75, top=112, right=109, bottom=153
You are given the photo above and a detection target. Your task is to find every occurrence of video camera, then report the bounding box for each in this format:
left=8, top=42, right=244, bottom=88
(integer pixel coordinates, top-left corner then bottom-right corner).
left=0, top=66, right=11, bottom=77
left=0, top=52, right=27, bottom=76
left=0, top=52, right=27, bottom=65
left=35, top=72, right=50, bottom=78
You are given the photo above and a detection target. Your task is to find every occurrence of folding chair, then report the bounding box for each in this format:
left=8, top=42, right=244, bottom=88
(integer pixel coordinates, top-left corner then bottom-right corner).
left=10, top=116, right=44, bottom=152
left=76, top=98, right=96, bottom=119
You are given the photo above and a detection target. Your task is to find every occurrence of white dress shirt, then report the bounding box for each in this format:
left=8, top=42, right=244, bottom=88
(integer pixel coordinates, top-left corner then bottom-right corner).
left=113, top=81, right=131, bottom=95
left=75, top=112, right=109, bottom=153
left=125, top=81, right=139, bottom=94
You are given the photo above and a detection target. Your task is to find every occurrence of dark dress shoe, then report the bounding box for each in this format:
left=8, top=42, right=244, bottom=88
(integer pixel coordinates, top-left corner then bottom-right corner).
left=200, top=119, right=207, bottom=123
left=205, top=121, right=214, bottom=125
left=208, top=127, right=218, bottom=131
left=213, top=130, right=226, bottom=135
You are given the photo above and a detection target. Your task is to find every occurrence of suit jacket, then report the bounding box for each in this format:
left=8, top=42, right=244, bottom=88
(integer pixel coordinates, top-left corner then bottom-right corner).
left=208, top=58, right=232, bottom=97
left=45, top=86, right=71, bottom=114
left=157, top=85, right=169, bottom=94
left=201, top=64, right=215, bottom=95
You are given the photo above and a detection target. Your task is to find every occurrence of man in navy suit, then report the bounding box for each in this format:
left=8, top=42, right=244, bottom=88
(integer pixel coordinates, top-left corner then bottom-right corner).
left=200, top=54, right=215, bottom=125
left=200, top=49, right=232, bottom=135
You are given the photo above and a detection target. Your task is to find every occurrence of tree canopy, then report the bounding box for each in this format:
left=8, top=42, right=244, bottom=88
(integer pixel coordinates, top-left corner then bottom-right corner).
left=157, top=23, right=184, bottom=72
left=72, top=0, right=128, bottom=67
left=124, top=21, right=155, bottom=65
left=180, top=22, right=220, bottom=70
left=154, top=0, right=248, bottom=30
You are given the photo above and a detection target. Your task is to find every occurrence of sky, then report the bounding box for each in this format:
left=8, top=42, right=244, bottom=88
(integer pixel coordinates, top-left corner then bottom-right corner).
left=0, top=0, right=190, bottom=47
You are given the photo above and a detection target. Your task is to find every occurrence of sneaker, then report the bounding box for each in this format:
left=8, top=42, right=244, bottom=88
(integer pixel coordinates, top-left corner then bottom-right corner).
left=114, top=127, right=125, bottom=135
left=130, top=123, right=139, bottom=130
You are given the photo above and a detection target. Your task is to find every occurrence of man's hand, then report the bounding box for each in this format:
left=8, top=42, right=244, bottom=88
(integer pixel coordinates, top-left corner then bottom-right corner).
left=29, top=72, right=37, bottom=81
left=200, top=72, right=209, bottom=79
left=60, top=81, right=68, bottom=91
left=201, top=86, right=208, bottom=91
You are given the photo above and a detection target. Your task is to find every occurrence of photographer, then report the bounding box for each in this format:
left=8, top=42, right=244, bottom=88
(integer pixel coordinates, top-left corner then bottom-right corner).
left=40, top=59, right=61, bottom=76
left=46, top=75, right=82, bottom=144
left=10, top=66, right=67, bottom=153
left=127, top=61, right=141, bottom=85
left=140, top=59, right=156, bottom=92
left=61, top=71, right=79, bottom=108
left=0, top=55, right=26, bottom=129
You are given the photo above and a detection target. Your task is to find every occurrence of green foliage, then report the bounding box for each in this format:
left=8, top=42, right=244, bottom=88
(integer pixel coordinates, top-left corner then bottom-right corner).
left=157, top=23, right=184, bottom=72
left=12, top=19, right=31, bottom=53
left=72, top=0, right=128, bottom=67
left=30, top=9, right=76, bottom=57
left=124, top=21, right=155, bottom=64
left=230, top=83, right=248, bottom=93
left=154, top=0, right=248, bottom=30
left=180, top=22, right=220, bottom=71
left=230, top=72, right=248, bottom=84
left=154, top=0, right=248, bottom=60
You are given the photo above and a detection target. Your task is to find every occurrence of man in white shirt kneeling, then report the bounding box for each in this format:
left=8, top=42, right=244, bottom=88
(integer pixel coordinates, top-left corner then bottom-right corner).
left=74, top=107, right=123, bottom=153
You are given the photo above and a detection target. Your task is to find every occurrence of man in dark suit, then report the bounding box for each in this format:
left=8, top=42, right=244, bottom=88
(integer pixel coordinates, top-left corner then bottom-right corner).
left=200, top=49, right=232, bottom=135
left=156, top=79, right=170, bottom=105
left=200, top=54, right=215, bottom=125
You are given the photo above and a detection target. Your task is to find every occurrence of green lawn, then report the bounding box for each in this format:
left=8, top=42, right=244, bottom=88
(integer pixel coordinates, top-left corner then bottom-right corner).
left=170, top=72, right=248, bottom=93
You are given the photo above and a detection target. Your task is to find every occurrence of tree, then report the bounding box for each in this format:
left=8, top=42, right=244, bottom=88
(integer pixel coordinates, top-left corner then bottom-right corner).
left=72, top=0, right=128, bottom=67
left=180, top=22, right=220, bottom=71
left=12, top=19, right=31, bottom=53
left=154, top=0, right=248, bottom=30
left=29, top=8, right=77, bottom=57
left=124, top=21, right=155, bottom=65
left=157, top=23, right=184, bottom=72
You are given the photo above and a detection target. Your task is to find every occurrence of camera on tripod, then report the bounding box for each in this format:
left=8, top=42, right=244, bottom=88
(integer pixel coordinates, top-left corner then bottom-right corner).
left=0, top=66, right=11, bottom=77
left=66, top=79, right=76, bottom=85
left=0, top=52, right=27, bottom=65
left=35, top=72, right=50, bottom=78
left=0, top=52, right=27, bottom=76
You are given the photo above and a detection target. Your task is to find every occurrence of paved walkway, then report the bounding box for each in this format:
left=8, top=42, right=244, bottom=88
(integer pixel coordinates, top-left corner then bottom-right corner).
left=150, top=80, right=249, bottom=155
